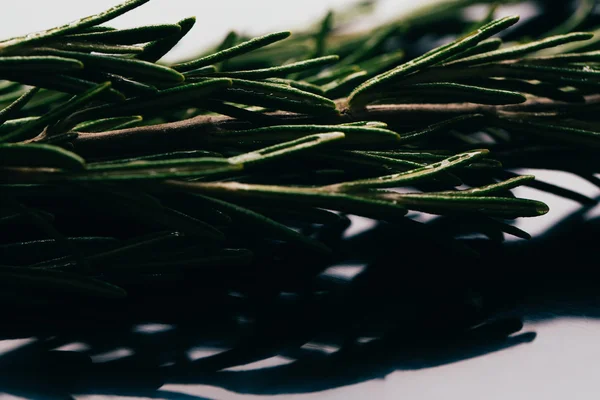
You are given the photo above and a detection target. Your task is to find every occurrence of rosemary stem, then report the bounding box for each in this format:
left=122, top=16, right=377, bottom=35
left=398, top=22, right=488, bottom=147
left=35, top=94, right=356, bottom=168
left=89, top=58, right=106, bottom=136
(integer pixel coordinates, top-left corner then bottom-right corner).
left=70, top=95, right=600, bottom=156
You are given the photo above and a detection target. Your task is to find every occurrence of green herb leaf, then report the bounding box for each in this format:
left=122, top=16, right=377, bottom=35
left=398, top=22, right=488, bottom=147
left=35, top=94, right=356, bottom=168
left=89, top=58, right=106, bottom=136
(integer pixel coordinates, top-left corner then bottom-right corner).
left=35, top=48, right=185, bottom=83
left=0, top=0, right=151, bottom=52
left=0, top=81, right=112, bottom=143
left=0, top=87, right=39, bottom=125
left=207, top=55, right=339, bottom=79
left=329, top=149, right=488, bottom=191
left=446, top=32, right=594, bottom=66
left=0, top=56, right=83, bottom=73
left=66, top=24, right=182, bottom=45
left=137, top=17, right=196, bottom=62
left=174, top=31, right=292, bottom=72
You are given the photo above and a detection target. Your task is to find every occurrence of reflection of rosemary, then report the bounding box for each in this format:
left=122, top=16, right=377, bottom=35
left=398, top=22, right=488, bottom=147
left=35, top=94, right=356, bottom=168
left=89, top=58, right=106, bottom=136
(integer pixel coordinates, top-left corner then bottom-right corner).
left=0, top=0, right=598, bottom=298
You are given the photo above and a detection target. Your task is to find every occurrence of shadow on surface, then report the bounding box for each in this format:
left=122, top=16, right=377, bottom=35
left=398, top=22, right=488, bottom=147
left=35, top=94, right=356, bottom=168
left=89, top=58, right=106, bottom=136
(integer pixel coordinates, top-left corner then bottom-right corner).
left=1, top=204, right=598, bottom=399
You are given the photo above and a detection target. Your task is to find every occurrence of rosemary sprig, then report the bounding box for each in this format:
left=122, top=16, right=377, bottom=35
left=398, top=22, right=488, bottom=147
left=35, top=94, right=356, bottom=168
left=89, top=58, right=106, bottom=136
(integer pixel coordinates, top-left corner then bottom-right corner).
left=347, top=16, right=521, bottom=108
left=0, top=0, right=598, bottom=306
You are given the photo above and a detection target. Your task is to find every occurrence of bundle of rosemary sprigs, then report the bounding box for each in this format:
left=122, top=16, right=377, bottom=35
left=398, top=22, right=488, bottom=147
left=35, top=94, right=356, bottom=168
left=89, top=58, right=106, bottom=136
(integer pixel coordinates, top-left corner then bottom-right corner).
left=0, top=0, right=598, bottom=304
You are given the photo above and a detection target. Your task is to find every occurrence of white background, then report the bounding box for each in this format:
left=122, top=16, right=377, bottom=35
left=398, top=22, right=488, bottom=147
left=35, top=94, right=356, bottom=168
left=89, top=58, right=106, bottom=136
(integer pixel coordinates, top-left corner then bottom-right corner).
left=1, top=1, right=600, bottom=400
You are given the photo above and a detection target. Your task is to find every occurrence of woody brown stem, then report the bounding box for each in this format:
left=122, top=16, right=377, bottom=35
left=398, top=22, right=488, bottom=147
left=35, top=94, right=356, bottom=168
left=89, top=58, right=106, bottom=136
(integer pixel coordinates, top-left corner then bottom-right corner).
left=69, top=95, right=600, bottom=157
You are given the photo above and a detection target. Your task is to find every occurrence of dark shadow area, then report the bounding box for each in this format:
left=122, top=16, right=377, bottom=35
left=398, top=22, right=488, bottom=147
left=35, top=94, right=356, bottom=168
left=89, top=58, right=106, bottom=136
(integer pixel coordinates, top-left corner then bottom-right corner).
left=1, top=202, right=598, bottom=399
